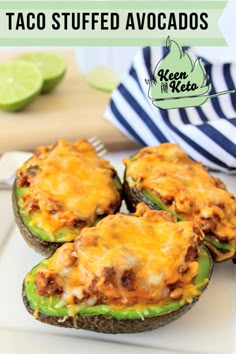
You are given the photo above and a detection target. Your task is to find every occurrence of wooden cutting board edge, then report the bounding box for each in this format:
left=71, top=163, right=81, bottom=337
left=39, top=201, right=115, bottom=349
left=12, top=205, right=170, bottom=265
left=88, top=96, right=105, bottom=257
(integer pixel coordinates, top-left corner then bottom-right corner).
left=0, top=49, right=141, bottom=153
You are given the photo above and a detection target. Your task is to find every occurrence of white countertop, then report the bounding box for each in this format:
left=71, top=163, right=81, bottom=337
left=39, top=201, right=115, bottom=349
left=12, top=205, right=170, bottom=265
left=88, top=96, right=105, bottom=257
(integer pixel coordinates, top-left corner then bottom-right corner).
left=0, top=150, right=235, bottom=354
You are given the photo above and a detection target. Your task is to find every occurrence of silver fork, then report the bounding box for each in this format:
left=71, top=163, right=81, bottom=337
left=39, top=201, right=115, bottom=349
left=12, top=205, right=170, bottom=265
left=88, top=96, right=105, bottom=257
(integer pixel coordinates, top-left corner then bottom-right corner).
left=0, top=137, right=107, bottom=190
left=88, top=136, right=107, bottom=157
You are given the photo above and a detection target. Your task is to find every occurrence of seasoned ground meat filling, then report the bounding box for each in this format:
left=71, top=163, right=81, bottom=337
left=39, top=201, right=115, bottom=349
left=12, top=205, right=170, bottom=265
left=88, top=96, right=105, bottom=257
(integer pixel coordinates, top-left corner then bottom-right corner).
left=16, top=139, right=121, bottom=239
left=124, top=143, right=236, bottom=245
left=35, top=204, right=204, bottom=307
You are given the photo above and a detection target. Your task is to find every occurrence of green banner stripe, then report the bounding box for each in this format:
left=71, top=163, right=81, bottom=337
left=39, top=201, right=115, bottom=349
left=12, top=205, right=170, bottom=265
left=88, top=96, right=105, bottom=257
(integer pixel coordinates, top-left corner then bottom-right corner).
left=0, top=38, right=226, bottom=46
left=0, top=1, right=226, bottom=10
left=0, top=1, right=226, bottom=46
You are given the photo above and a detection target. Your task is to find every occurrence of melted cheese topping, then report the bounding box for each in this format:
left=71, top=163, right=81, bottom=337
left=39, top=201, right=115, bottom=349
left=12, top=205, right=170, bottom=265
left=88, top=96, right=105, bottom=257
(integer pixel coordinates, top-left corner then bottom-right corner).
left=124, top=143, right=236, bottom=243
left=17, top=139, right=120, bottom=237
left=42, top=203, right=203, bottom=307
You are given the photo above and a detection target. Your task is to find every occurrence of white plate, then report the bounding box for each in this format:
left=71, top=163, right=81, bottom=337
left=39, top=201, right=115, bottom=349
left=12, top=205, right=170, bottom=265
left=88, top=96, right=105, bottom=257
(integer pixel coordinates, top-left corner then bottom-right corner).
left=0, top=159, right=236, bottom=354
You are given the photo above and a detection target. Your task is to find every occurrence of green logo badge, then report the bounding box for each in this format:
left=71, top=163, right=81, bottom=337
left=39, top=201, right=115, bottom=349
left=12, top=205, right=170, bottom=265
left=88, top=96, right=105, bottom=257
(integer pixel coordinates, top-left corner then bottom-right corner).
left=146, top=37, right=236, bottom=110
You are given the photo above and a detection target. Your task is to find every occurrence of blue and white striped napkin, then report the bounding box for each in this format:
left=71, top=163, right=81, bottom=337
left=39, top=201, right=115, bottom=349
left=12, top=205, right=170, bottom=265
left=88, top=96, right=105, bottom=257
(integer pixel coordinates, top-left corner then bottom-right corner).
left=104, top=46, right=236, bottom=173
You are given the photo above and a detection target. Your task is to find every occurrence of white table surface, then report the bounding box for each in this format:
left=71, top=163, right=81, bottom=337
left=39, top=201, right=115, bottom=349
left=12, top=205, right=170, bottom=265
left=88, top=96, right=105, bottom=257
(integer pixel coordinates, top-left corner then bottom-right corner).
left=0, top=150, right=235, bottom=354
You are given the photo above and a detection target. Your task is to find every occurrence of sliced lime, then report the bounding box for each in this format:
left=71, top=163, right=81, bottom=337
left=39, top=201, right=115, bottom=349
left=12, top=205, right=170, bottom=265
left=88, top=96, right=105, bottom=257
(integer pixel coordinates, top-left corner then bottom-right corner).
left=0, top=60, right=43, bottom=112
left=17, top=52, right=67, bottom=93
left=86, top=66, right=120, bottom=93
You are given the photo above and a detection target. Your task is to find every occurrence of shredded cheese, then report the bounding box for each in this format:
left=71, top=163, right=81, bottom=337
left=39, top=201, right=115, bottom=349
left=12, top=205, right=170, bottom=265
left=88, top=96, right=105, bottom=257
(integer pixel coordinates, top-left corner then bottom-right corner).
left=17, top=139, right=121, bottom=237
left=124, top=143, right=236, bottom=244
left=39, top=203, right=204, bottom=307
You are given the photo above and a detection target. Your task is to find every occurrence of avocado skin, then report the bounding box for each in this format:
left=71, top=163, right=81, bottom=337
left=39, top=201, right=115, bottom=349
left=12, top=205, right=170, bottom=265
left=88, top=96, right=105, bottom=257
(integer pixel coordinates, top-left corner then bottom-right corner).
left=123, top=176, right=156, bottom=213
left=13, top=177, right=122, bottom=256
left=22, top=245, right=213, bottom=334
left=123, top=170, right=235, bottom=263
left=22, top=285, right=199, bottom=334
left=12, top=180, right=62, bottom=256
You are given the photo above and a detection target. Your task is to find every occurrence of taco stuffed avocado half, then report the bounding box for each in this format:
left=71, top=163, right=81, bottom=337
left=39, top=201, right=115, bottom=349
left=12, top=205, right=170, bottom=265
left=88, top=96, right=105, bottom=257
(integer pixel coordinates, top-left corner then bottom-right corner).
left=123, top=143, right=236, bottom=263
left=23, top=203, right=212, bottom=334
left=13, top=139, right=122, bottom=256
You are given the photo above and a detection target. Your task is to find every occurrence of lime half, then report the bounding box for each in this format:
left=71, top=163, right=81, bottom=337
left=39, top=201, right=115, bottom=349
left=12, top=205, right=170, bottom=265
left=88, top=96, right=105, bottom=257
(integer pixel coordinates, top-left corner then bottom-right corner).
left=17, top=52, right=67, bottom=93
left=86, top=66, right=120, bottom=93
left=0, top=60, right=43, bottom=112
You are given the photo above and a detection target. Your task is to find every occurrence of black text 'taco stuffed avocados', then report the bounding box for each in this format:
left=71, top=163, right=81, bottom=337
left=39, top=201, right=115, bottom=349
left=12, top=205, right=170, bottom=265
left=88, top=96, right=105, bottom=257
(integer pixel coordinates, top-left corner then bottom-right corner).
left=123, top=143, right=236, bottom=262
left=23, top=203, right=212, bottom=334
left=13, top=139, right=122, bottom=256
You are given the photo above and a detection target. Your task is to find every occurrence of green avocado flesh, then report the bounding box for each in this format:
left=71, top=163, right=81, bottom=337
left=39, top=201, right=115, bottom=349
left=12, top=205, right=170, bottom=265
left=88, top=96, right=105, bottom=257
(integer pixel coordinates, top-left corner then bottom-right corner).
left=15, top=175, right=122, bottom=243
left=140, top=189, right=235, bottom=256
left=142, top=189, right=184, bottom=222
left=16, top=187, right=79, bottom=243
left=204, top=235, right=232, bottom=252
left=24, top=246, right=211, bottom=320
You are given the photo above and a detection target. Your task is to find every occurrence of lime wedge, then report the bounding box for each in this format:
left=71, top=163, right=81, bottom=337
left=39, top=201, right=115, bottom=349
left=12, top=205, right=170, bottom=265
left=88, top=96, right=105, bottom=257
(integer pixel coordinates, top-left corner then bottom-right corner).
left=17, top=52, right=67, bottom=93
left=85, top=66, right=120, bottom=93
left=0, top=60, right=43, bottom=112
